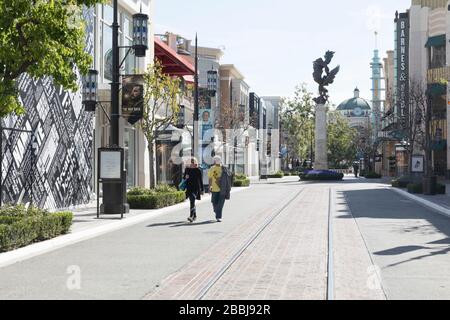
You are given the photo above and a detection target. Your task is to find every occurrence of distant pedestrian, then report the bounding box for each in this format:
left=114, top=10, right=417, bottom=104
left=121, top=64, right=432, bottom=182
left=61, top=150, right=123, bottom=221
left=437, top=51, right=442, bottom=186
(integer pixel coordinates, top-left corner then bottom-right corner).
left=353, top=162, right=360, bottom=178
left=183, top=157, right=204, bottom=223
left=208, top=156, right=231, bottom=222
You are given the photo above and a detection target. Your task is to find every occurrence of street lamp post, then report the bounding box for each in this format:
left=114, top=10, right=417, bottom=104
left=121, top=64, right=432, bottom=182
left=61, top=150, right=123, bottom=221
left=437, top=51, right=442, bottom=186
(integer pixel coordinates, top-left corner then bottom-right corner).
left=82, top=1, right=148, bottom=216
left=423, top=89, right=436, bottom=195
left=193, top=34, right=199, bottom=158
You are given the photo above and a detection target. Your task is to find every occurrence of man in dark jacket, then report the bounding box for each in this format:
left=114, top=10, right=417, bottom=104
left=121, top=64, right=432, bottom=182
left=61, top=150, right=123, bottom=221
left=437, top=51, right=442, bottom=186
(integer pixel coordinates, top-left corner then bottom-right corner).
left=353, top=162, right=360, bottom=178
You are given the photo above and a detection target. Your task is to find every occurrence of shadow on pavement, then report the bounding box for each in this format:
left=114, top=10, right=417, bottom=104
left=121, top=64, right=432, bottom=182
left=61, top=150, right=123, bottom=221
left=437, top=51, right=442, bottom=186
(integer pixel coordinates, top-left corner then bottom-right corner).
left=170, top=220, right=218, bottom=228
left=340, top=187, right=450, bottom=268
left=146, top=221, right=186, bottom=228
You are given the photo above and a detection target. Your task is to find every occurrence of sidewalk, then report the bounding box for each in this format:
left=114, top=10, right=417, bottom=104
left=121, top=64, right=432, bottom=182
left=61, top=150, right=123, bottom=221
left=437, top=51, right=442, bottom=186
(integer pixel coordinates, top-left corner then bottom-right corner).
left=0, top=187, right=250, bottom=269
left=372, top=176, right=450, bottom=219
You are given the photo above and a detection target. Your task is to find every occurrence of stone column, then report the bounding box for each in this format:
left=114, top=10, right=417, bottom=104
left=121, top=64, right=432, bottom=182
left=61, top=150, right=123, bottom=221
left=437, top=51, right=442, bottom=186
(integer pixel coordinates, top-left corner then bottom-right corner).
left=314, top=104, right=328, bottom=170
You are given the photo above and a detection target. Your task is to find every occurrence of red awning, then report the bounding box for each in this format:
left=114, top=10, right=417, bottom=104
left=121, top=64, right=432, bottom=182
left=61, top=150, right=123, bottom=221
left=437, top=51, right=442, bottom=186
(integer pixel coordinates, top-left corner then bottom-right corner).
left=155, top=38, right=195, bottom=76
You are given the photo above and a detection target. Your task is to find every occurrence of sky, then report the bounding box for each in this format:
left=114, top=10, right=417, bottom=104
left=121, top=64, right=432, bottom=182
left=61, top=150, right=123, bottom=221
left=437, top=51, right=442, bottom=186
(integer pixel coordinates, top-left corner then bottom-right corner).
left=154, top=0, right=411, bottom=106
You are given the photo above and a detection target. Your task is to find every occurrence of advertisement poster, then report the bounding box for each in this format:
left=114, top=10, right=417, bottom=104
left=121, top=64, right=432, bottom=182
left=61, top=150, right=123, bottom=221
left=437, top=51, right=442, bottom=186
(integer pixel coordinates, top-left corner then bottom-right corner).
left=411, top=155, right=424, bottom=173
left=200, top=109, right=213, bottom=141
left=122, top=75, right=144, bottom=125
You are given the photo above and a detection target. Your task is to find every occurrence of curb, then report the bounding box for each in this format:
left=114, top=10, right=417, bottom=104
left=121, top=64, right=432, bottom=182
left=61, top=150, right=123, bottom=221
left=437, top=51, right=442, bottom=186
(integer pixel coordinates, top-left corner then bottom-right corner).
left=0, top=187, right=250, bottom=269
left=389, top=187, right=450, bottom=218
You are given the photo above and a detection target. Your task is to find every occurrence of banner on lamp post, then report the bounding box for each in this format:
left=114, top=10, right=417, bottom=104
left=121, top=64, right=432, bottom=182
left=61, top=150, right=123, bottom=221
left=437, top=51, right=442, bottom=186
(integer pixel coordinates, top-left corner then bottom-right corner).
left=122, top=75, right=144, bottom=125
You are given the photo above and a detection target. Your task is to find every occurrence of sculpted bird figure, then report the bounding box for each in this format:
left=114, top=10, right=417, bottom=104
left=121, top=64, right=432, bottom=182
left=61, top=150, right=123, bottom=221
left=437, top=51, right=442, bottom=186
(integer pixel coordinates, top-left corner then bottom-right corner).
left=313, top=51, right=340, bottom=104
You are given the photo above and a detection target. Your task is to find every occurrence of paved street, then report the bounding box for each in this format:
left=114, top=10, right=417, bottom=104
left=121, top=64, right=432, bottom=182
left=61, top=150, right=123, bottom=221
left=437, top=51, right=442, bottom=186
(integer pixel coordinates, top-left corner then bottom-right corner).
left=1, top=177, right=450, bottom=300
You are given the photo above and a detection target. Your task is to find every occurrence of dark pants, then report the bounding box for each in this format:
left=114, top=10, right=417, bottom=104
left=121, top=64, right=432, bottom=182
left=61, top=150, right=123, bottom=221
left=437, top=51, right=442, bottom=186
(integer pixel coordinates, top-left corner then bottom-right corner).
left=211, top=192, right=226, bottom=219
left=188, top=193, right=197, bottom=218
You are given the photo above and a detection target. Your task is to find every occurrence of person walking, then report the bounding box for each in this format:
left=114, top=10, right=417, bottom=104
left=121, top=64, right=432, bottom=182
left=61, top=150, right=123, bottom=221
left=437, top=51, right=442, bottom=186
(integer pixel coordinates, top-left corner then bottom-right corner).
left=208, top=156, right=231, bottom=222
left=183, top=157, right=204, bottom=223
left=353, top=162, right=360, bottom=178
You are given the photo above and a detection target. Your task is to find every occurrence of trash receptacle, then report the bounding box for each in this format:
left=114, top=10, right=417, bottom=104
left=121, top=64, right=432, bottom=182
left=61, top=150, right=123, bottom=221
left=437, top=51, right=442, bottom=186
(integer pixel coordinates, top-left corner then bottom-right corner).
left=423, top=176, right=437, bottom=195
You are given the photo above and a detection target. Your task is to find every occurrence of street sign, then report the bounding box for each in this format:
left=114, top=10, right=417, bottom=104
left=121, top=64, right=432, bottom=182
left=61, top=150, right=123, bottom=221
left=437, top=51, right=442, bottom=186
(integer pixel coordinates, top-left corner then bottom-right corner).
left=99, top=148, right=123, bottom=181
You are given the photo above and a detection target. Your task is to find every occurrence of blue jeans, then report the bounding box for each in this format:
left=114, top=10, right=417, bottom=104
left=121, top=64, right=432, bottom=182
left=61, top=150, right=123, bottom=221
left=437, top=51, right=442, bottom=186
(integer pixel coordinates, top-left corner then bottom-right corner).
left=211, top=192, right=226, bottom=219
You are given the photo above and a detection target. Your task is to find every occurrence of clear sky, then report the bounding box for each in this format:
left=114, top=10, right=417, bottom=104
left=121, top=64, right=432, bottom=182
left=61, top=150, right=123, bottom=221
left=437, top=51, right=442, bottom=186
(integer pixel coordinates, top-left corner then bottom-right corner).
left=154, top=0, right=411, bottom=105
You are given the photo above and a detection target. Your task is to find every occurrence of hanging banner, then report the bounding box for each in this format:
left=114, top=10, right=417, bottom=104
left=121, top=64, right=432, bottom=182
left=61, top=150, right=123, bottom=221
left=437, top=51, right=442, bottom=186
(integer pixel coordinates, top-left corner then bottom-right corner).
left=199, top=88, right=215, bottom=142
left=122, top=75, right=144, bottom=125
left=396, top=12, right=409, bottom=127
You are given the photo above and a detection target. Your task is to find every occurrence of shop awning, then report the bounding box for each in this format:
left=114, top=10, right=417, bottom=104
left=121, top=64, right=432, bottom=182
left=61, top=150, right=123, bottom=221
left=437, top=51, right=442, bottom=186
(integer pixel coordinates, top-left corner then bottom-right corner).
left=425, top=34, right=446, bottom=48
left=155, top=38, right=195, bottom=76
left=431, top=140, right=447, bottom=151
left=428, top=83, right=447, bottom=96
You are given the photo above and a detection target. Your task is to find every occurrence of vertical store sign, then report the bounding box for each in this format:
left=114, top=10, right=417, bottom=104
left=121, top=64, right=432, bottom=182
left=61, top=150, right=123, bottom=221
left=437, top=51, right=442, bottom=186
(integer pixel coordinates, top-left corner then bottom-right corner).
left=396, top=12, right=409, bottom=125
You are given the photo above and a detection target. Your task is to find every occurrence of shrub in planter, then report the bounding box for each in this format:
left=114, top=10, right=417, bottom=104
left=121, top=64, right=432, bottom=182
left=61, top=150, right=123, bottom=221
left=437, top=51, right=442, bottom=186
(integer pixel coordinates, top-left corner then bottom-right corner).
left=268, top=171, right=284, bottom=178
left=407, top=183, right=423, bottom=194
left=364, top=172, right=382, bottom=179
left=233, top=179, right=250, bottom=187
left=234, top=174, right=248, bottom=181
left=38, top=212, right=73, bottom=241
left=391, top=176, right=411, bottom=188
left=299, top=170, right=344, bottom=181
left=0, top=208, right=73, bottom=253
left=154, top=184, right=178, bottom=193
left=127, top=190, right=186, bottom=209
left=127, top=187, right=151, bottom=196
left=437, top=183, right=446, bottom=195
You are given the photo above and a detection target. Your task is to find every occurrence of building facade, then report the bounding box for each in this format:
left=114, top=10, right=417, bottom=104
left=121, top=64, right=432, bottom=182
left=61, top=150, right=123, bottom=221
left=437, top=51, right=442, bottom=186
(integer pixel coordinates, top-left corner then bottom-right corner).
left=382, top=0, right=450, bottom=177
left=1, top=1, right=155, bottom=210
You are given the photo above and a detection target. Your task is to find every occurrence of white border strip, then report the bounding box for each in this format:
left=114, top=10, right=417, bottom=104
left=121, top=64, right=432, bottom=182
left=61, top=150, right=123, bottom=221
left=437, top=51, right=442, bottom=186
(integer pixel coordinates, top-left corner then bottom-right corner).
left=390, top=187, right=450, bottom=218
left=0, top=187, right=250, bottom=269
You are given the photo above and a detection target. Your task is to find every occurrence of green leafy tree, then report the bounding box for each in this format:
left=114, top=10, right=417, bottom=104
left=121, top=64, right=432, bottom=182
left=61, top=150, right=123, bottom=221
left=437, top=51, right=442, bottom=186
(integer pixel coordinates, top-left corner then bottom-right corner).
left=327, top=111, right=358, bottom=167
left=0, top=0, right=104, bottom=117
left=141, top=60, right=185, bottom=189
left=280, top=84, right=315, bottom=166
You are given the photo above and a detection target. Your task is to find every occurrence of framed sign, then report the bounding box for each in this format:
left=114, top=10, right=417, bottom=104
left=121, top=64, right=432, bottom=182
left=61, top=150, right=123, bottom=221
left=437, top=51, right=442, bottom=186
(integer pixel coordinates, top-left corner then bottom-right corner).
left=98, top=148, right=124, bottom=180
left=411, top=155, right=424, bottom=173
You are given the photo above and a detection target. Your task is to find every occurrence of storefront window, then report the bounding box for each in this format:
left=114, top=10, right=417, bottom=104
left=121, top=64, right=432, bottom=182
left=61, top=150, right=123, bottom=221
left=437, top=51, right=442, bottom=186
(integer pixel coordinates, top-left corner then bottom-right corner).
left=156, top=141, right=182, bottom=187
left=102, top=22, right=113, bottom=81
left=103, top=3, right=114, bottom=24
left=124, top=127, right=136, bottom=188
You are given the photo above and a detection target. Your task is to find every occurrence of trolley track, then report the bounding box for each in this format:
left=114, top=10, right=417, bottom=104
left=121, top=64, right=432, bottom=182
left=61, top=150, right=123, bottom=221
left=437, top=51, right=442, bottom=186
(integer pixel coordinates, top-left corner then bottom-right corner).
left=190, top=186, right=336, bottom=300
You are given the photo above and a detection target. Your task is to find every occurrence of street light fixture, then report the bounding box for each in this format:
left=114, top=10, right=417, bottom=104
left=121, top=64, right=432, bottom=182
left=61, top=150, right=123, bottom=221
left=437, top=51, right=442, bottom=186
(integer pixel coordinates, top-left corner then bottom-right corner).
left=132, top=12, right=149, bottom=57
left=207, top=69, right=218, bottom=97
left=82, top=69, right=98, bottom=112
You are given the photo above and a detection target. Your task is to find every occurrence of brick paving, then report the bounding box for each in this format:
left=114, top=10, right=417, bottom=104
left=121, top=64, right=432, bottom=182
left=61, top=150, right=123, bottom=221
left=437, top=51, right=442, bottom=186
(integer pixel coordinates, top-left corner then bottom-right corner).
left=145, top=185, right=330, bottom=300
left=203, top=186, right=329, bottom=300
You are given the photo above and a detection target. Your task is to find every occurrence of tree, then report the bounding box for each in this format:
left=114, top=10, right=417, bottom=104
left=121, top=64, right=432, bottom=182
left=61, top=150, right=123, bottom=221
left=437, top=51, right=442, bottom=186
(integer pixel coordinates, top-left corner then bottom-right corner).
left=327, top=111, right=358, bottom=167
left=0, top=0, right=103, bottom=117
left=280, top=84, right=315, bottom=166
left=141, top=60, right=185, bottom=189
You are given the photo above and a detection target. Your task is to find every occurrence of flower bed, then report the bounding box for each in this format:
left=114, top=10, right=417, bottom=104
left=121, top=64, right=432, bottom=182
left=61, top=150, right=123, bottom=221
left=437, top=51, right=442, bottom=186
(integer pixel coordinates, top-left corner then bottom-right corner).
left=299, top=170, right=344, bottom=181
left=0, top=205, right=73, bottom=253
left=127, top=185, right=186, bottom=209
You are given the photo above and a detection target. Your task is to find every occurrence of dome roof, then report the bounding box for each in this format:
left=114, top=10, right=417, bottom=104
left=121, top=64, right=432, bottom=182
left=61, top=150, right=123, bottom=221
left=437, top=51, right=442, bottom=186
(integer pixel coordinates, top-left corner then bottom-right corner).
left=336, top=88, right=371, bottom=111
